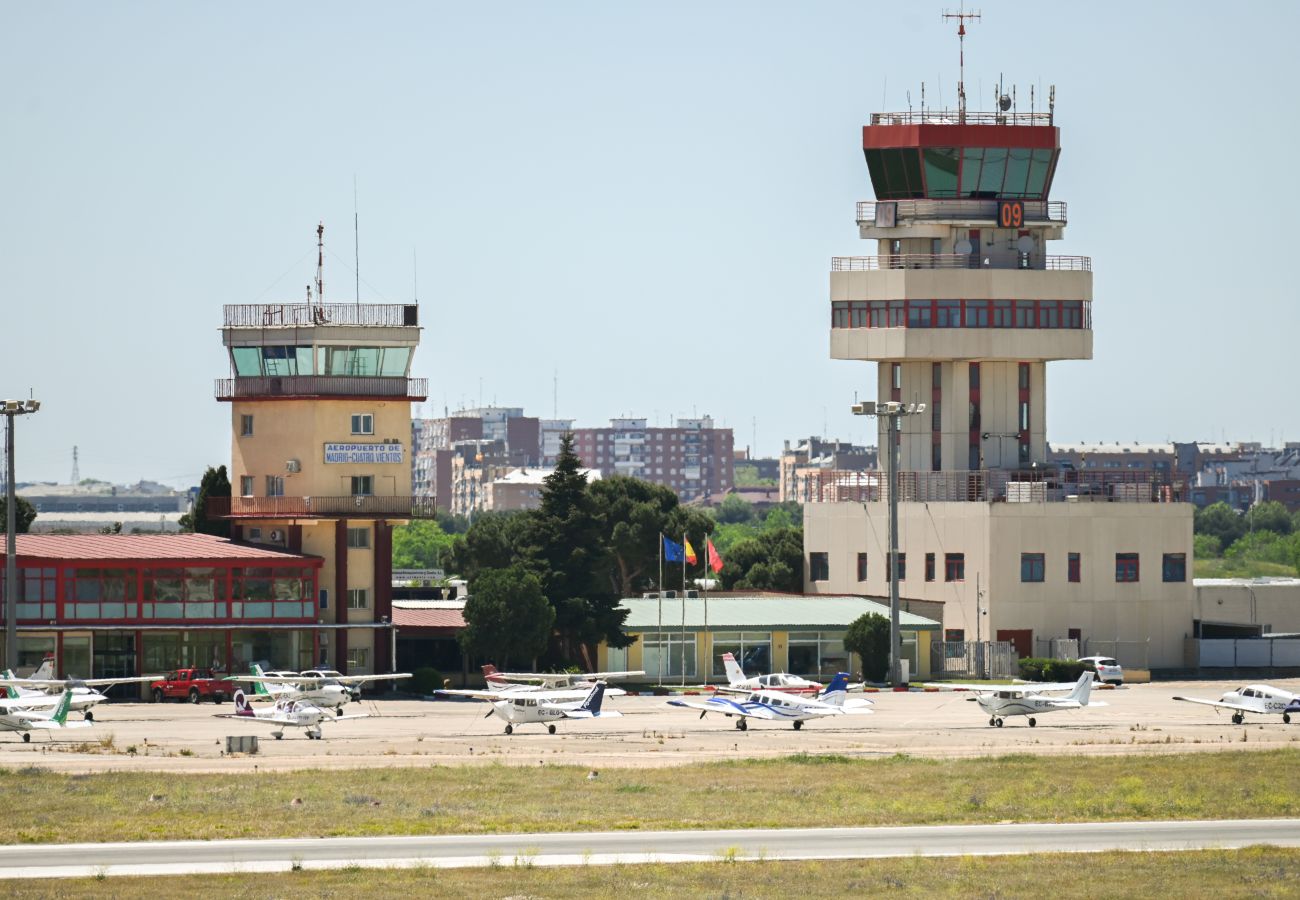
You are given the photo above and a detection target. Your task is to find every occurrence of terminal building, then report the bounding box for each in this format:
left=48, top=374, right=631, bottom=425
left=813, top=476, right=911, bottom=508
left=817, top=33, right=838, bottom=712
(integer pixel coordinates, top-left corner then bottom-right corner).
left=804, top=80, right=1195, bottom=669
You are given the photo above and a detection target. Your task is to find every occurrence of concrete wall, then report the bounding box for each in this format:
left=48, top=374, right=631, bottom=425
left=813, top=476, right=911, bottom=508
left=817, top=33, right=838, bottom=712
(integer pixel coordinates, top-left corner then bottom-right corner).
left=1194, top=580, right=1300, bottom=635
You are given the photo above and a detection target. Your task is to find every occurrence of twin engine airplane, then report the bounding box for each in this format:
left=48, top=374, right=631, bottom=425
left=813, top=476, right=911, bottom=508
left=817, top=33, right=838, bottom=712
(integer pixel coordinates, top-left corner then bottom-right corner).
left=439, top=680, right=621, bottom=735
left=0, top=690, right=90, bottom=742
left=234, top=665, right=411, bottom=711
left=721, top=652, right=823, bottom=694
left=1, top=656, right=159, bottom=721
left=667, top=672, right=872, bottom=730
left=480, top=664, right=643, bottom=693
left=935, top=671, right=1106, bottom=728
left=1173, top=684, right=1300, bottom=725
left=217, top=689, right=368, bottom=740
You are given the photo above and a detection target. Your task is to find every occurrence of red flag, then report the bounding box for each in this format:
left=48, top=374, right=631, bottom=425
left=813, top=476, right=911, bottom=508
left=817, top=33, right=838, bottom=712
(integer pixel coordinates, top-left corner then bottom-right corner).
left=707, top=537, right=724, bottom=573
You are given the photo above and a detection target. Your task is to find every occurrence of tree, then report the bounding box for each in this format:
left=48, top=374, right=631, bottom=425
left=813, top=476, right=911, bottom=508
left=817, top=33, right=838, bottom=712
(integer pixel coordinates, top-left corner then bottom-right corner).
left=448, top=511, right=535, bottom=583
left=178, top=465, right=231, bottom=538
left=715, top=493, right=756, bottom=525
left=1194, top=501, right=1245, bottom=548
left=717, top=526, right=804, bottom=593
left=590, top=476, right=714, bottom=597
left=844, top=612, right=891, bottom=683
left=0, top=496, right=37, bottom=533
left=1245, top=501, right=1292, bottom=536
left=392, top=520, right=456, bottom=569
left=1193, top=533, right=1222, bottom=559
left=459, top=566, right=554, bottom=670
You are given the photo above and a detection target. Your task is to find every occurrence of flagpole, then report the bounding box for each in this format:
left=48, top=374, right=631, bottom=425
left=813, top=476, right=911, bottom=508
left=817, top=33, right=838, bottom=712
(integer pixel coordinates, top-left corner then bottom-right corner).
left=680, top=532, right=687, bottom=688
left=702, top=541, right=708, bottom=685
left=657, top=534, right=664, bottom=686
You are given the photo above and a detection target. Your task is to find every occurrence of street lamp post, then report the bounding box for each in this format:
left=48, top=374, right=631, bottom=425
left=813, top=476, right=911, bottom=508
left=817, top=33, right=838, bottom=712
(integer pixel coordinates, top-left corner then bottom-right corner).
left=4, top=398, right=40, bottom=673
left=851, top=399, right=925, bottom=685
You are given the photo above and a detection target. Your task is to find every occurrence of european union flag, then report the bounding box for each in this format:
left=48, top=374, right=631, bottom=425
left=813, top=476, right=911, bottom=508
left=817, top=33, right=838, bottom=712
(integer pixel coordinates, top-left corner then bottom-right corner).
left=663, top=536, right=685, bottom=562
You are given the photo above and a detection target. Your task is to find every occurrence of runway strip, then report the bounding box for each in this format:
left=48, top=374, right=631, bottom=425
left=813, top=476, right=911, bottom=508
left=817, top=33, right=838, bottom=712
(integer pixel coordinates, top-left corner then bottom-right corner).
left=2, top=818, right=1297, bottom=879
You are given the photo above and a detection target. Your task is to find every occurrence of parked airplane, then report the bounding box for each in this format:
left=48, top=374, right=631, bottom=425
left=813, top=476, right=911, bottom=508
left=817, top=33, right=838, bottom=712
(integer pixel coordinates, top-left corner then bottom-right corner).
left=720, top=652, right=823, bottom=694
left=438, top=680, right=621, bottom=735
left=0, top=690, right=91, bottom=742
left=1173, top=684, right=1300, bottom=725
left=667, top=672, right=872, bottom=730
left=233, top=666, right=411, bottom=710
left=1, top=657, right=159, bottom=720
left=950, top=672, right=1106, bottom=727
left=481, top=664, right=642, bottom=693
left=216, top=689, right=368, bottom=740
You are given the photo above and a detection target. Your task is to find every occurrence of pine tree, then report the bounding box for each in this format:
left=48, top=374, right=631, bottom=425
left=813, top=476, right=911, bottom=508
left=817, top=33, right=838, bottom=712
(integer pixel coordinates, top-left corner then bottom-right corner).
left=180, top=465, right=232, bottom=538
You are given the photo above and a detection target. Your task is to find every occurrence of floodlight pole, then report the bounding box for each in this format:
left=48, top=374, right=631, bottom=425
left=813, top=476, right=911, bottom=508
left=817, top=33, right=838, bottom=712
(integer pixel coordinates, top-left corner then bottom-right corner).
left=4, top=399, right=40, bottom=673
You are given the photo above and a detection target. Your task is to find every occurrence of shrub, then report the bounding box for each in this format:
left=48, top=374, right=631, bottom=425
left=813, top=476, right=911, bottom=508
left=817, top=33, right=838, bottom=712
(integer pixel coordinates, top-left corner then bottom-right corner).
left=410, top=667, right=443, bottom=695
left=1018, top=657, right=1086, bottom=682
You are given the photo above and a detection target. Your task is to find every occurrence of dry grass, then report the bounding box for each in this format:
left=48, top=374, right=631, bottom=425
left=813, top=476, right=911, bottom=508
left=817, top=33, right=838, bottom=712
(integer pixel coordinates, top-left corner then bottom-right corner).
left=1, top=749, right=1299, bottom=845
left=4, top=849, right=1300, bottom=898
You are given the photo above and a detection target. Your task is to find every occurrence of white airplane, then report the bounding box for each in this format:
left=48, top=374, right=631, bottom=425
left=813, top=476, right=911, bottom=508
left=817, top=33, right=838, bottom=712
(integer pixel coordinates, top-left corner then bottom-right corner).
left=216, top=689, right=368, bottom=740
left=232, top=665, right=411, bottom=710
left=948, top=672, right=1106, bottom=728
left=480, top=664, right=642, bottom=693
left=720, top=652, right=823, bottom=695
left=667, top=672, right=872, bottom=731
left=1, top=657, right=160, bottom=721
left=1173, top=684, right=1300, bottom=725
left=438, top=680, right=621, bottom=735
left=0, top=690, right=92, bottom=742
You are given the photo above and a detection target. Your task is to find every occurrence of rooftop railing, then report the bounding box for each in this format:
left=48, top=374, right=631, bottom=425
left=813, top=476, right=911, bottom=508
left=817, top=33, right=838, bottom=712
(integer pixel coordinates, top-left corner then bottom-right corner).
left=831, top=254, right=1091, bottom=272
left=869, top=110, right=1054, bottom=127
left=215, top=376, right=428, bottom=401
left=207, top=495, right=437, bottom=520
left=223, top=303, right=419, bottom=328
left=800, top=469, right=1188, bottom=505
left=856, top=199, right=1067, bottom=225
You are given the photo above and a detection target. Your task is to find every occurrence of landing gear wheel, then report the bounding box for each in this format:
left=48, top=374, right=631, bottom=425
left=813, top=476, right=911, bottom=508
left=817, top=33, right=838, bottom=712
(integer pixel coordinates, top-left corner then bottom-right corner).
left=504, top=724, right=514, bottom=735
left=273, top=732, right=284, bottom=740
left=1232, top=713, right=1244, bottom=725
left=988, top=717, right=997, bottom=727
left=21, top=733, right=30, bottom=743
left=792, top=720, right=803, bottom=730
left=995, top=718, right=1004, bottom=728
left=1285, top=713, right=1292, bottom=725
left=547, top=724, right=557, bottom=735
left=736, top=719, right=747, bottom=731
left=83, top=711, right=94, bottom=723
left=1028, top=718, right=1037, bottom=728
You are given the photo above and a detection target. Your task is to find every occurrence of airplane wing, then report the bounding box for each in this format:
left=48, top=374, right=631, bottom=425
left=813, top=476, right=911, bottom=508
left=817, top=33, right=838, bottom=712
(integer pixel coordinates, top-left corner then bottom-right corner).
left=666, top=697, right=777, bottom=719
left=0, top=675, right=159, bottom=688
left=920, top=682, right=1002, bottom=695
left=320, top=673, right=412, bottom=685
left=1042, top=698, right=1108, bottom=709
left=562, top=708, right=622, bottom=719
left=435, top=688, right=506, bottom=701
left=216, top=713, right=299, bottom=727
left=329, top=713, right=370, bottom=722
left=1172, top=696, right=1256, bottom=713
left=229, top=675, right=305, bottom=684
left=584, top=671, right=645, bottom=681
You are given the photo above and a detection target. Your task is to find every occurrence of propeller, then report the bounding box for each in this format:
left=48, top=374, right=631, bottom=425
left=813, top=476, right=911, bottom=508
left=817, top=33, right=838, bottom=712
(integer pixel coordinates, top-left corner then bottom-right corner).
left=484, top=708, right=495, bottom=719
left=699, top=710, right=707, bottom=719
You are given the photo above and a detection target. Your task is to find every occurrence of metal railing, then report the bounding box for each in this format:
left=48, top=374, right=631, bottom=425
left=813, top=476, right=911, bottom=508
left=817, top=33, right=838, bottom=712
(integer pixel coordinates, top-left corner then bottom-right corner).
left=870, top=110, right=1053, bottom=127
left=215, top=376, right=428, bottom=400
left=931, top=641, right=1018, bottom=679
left=207, top=496, right=436, bottom=519
left=857, top=199, right=1067, bottom=225
left=223, top=303, right=419, bottom=328
left=831, top=254, right=1091, bottom=272
left=803, top=469, right=1189, bottom=504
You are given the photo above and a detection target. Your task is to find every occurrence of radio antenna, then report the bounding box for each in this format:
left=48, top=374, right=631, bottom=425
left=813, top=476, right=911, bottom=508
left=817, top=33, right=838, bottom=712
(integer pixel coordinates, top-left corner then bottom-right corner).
left=942, top=4, right=981, bottom=123
left=353, top=175, right=360, bottom=307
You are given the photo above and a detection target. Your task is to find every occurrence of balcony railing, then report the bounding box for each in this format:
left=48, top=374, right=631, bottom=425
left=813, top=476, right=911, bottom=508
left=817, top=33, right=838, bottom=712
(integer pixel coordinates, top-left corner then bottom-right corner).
left=223, top=303, right=419, bottom=328
left=798, top=469, right=1188, bottom=505
left=869, top=110, right=1053, bottom=127
left=207, top=496, right=437, bottom=520
left=831, top=254, right=1091, bottom=272
left=215, top=376, right=428, bottom=401
left=856, top=200, right=1067, bottom=225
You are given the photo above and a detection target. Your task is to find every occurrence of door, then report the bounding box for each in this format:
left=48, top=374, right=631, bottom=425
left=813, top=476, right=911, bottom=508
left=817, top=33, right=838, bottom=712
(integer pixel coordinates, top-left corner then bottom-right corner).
left=996, top=629, right=1033, bottom=659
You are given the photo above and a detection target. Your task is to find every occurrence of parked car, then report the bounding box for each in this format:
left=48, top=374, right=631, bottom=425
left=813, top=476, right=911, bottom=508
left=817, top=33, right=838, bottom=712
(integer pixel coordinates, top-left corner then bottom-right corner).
left=1078, top=656, right=1124, bottom=685
left=150, top=668, right=236, bottom=703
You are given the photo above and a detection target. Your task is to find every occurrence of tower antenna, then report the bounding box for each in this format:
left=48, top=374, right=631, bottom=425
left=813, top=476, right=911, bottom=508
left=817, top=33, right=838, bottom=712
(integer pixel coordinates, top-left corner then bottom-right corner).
left=942, top=4, right=981, bottom=123
left=353, top=175, right=360, bottom=307
left=71, top=445, right=80, bottom=485
left=315, top=221, right=325, bottom=304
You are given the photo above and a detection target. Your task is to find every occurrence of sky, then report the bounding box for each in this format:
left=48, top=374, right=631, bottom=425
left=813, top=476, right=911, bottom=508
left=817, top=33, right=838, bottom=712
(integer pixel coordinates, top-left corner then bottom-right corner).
left=3, top=2, right=1298, bottom=488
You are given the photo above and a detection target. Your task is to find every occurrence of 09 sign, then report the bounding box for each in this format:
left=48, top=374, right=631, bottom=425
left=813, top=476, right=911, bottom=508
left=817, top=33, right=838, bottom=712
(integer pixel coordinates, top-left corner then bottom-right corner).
left=998, top=199, right=1025, bottom=229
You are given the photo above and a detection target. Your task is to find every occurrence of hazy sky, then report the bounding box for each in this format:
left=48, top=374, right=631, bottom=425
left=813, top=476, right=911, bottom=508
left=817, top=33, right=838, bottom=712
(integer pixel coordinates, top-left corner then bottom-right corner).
left=3, top=2, right=1297, bottom=487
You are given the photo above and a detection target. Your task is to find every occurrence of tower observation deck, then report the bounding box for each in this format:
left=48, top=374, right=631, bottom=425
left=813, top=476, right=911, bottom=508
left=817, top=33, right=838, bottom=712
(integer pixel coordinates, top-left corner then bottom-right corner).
left=830, top=96, right=1092, bottom=474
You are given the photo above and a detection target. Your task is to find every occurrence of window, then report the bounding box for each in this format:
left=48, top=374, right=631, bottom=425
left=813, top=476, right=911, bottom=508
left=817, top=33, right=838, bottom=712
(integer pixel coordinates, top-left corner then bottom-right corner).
left=787, top=631, right=850, bottom=679
left=265, top=476, right=284, bottom=497
left=1116, top=553, right=1140, bottom=583
left=711, top=632, right=773, bottom=677
left=945, top=553, right=965, bottom=582
left=351, top=475, right=374, bottom=496
left=351, top=413, right=374, bottom=435
left=240, top=414, right=254, bottom=437
left=347, top=527, right=370, bottom=549
left=1068, top=552, right=1081, bottom=583
left=925, top=552, right=936, bottom=582
left=347, top=588, right=369, bottom=610
left=809, top=552, right=829, bottom=582
left=346, top=647, right=370, bottom=671
left=1162, top=553, right=1187, bottom=583
left=239, top=475, right=254, bottom=497
left=885, top=552, right=906, bottom=582
left=944, top=629, right=965, bottom=642
left=319, top=588, right=329, bottom=610
left=931, top=442, right=942, bottom=472
left=891, top=363, right=902, bottom=390
left=856, top=552, right=868, bottom=582
left=642, top=633, right=697, bottom=679
left=1018, top=362, right=1030, bottom=390
left=1021, top=552, right=1045, bottom=582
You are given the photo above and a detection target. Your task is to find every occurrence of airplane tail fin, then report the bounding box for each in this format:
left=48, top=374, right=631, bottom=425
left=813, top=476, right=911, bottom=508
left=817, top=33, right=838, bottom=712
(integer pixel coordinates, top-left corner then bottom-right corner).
left=819, top=672, right=851, bottom=705
left=250, top=664, right=272, bottom=697
left=33, top=656, right=55, bottom=681
left=482, top=664, right=508, bottom=691
left=234, top=689, right=253, bottom=714
left=722, top=652, right=745, bottom=685
left=51, top=689, right=74, bottom=726
left=579, top=681, right=607, bottom=714
left=1068, top=671, right=1094, bottom=706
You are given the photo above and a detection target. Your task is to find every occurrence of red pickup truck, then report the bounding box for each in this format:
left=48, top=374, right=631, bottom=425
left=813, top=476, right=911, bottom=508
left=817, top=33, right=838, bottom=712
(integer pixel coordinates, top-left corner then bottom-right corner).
left=150, top=668, right=235, bottom=704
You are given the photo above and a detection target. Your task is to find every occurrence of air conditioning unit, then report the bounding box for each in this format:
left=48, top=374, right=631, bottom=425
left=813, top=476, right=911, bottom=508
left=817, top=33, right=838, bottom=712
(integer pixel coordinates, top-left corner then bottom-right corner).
left=269, top=529, right=284, bottom=542
left=285, top=459, right=301, bottom=473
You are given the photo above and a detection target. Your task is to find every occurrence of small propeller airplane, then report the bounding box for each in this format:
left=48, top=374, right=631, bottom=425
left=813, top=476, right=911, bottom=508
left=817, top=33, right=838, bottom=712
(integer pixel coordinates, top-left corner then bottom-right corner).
left=216, top=689, right=368, bottom=740
left=666, top=672, right=872, bottom=730
left=931, top=671, right=1106, bottom=728
left=438, top=680, right=621, bottom=735
left=721, top=652, right=823, bottom=694
left=480, top=664, right=643, bottom=693
left=232, top=665, right=411, bottom=711
left=0, top=690, right=91, bottom=742
left=1, top=656, right=160, bottom=721
left=1173, top=684, right=1300, bottom=725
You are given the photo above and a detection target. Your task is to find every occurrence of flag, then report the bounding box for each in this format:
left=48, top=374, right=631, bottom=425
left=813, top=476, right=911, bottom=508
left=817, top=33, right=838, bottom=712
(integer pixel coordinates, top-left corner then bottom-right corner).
left=684, top=538, right=698, bottom=565
left=663, top=536, right=685, bottom=563
left=707, top=537, right=725, bottom=573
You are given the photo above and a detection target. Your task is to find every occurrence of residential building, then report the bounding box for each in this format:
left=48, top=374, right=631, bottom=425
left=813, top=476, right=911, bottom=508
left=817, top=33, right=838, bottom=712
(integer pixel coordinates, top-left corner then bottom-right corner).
left=572, top=417, right=733, bottom=503
left=779, top=437, right=877, bottom=503
left=412, top=406, right=541, bottom=511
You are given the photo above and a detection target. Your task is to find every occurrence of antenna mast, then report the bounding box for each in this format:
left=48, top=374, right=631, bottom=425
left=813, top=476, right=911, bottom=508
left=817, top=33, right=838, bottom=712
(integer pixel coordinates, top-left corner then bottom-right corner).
left=71, top=445, right=80, bottom=485
left=315, top=222, right=325, bottom=304
left=942, top=5, right=981, bottom=123
left=353, top=176, right=360, bottom=308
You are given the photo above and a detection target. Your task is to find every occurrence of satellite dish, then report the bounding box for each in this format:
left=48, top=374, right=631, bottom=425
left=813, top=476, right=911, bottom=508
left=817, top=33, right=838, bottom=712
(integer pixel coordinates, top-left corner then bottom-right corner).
left=999, top=94, right=1012, bottom=112
left=1016, top=235, right=1034, bottom=253
left=955, top=239, right=973, bottom=255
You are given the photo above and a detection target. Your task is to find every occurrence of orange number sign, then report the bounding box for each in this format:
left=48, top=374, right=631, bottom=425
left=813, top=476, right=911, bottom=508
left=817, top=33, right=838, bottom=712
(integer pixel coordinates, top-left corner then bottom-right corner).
left=998, top=200, right=1024, bottom=228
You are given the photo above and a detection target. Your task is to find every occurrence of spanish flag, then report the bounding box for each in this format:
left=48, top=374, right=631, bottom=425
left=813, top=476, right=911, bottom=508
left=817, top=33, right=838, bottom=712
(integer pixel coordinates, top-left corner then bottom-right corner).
left=684, top=538, right=698, bottom=565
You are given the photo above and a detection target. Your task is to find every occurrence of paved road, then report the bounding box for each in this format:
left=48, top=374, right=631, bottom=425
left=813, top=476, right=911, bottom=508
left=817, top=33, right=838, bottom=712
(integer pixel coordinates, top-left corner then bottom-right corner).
left=2, top=819, right=1297, bottom=878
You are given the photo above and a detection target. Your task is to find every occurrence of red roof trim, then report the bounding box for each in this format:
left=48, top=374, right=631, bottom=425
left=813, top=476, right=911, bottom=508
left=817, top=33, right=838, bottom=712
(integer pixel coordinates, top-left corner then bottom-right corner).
left=864, top=124, right=1059, bottom=151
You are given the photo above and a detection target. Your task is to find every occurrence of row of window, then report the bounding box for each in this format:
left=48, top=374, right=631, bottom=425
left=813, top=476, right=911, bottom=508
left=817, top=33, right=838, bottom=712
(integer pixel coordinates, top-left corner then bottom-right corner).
left=241, top=413, right=374, bottom=437
left=231, top=345, right=411, bottom=378
left=809, top=551, right=1188, bottom=584
left=832, top=299, right=1090, bottom=330
left=865, top=146, right=1057, bottom=201
left=239, top=475, right=374, bottom=497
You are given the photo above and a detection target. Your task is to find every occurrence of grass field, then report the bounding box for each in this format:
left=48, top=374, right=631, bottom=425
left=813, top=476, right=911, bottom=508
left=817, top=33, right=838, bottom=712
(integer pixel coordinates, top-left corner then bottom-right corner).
left=2, top=749, right=1298, bottom=844
left=4, top=849, right=1300, bottom=898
